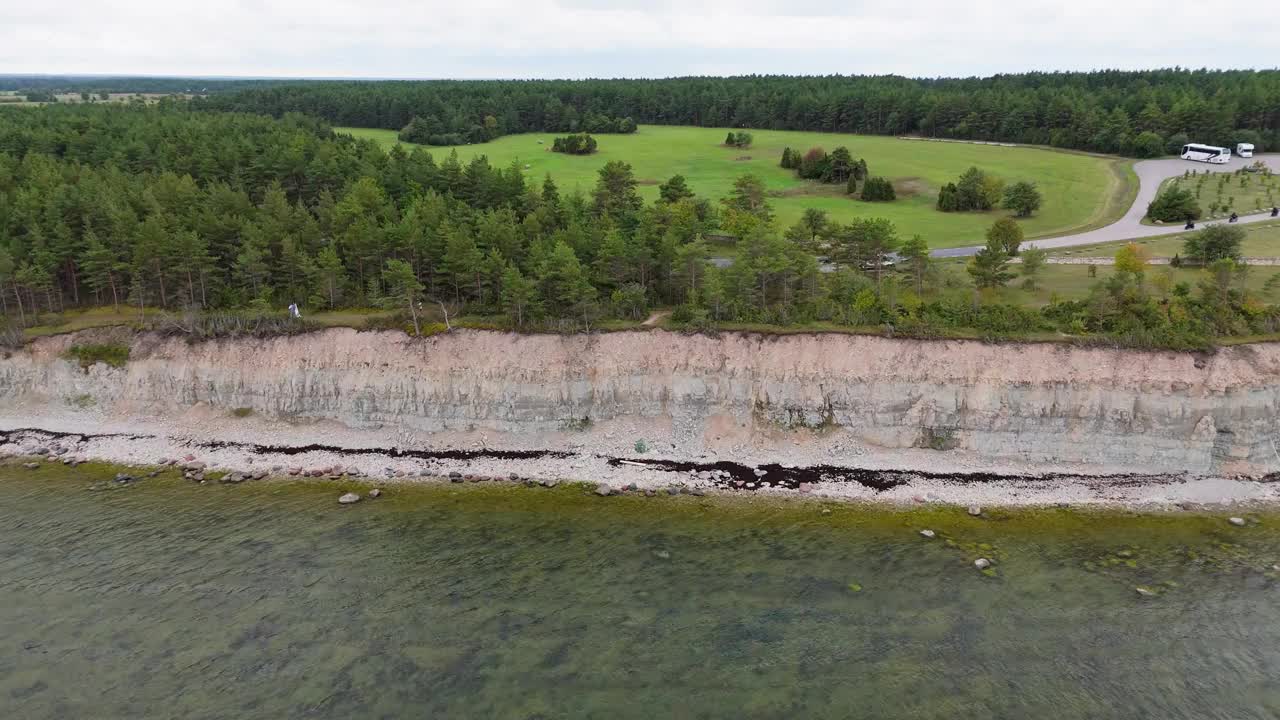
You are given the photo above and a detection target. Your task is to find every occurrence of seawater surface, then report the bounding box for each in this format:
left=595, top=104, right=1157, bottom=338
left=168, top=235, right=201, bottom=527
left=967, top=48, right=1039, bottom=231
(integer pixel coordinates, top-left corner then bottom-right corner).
left=3, top=463, right=1280, bottom=719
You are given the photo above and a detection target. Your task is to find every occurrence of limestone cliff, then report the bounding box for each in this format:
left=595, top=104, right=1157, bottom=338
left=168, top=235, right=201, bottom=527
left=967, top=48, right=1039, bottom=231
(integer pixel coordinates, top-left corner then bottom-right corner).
left=3, top=328, right=1278, bottom=476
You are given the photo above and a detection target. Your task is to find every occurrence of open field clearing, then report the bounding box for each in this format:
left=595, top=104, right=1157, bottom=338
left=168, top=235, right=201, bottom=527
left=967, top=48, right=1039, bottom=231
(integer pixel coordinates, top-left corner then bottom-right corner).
left=341, top=125, right=1133, bottom=249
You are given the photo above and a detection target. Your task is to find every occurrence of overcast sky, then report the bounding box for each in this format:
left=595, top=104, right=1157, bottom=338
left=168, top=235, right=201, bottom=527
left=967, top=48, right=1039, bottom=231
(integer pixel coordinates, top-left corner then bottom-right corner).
left=3, top=0, right=1276, bottom=79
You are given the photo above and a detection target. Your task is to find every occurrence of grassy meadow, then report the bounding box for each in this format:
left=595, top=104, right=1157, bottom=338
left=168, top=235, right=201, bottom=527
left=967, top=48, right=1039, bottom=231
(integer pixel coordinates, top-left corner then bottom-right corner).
left=341, top=125, right=1134, bottom=249
left=932, top=221, right=1280, bottom=307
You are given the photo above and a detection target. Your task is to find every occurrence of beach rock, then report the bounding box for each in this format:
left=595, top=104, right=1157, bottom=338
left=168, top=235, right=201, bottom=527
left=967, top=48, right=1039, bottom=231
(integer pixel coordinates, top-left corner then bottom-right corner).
left=644, top=489, right=656, bottom=497
left=183, top=455, right=195, bottom=462
left=654, top=550, right=671, bottom=560
left=287, top=466, right=302, bottom=476
left=62, top=457, right=74, bottom=465
left=508, top=473, right=520, bottom=481
left=182, top=461, right=206, bottom=471
left=968, top=506, right=982, bottom=517
left=919, top=529, right=936, bottom=539
left=974, top=558, right=991, bottom=570
left=252, top=469, right=268, bottom=480
left=368, top=488, right=382, bottom=498
left=338, top=492, right=361, bottom=505
left=1135, top=586, right=1157, bottom=598
left=666, top=487, right=681, bottom=496
left=594, top=484, right=614, bottom=497
left=821, top=508, right=832, bottom=515
left=114, top=473, right=134, bottom=484
left=753, top=468, right=767, bottom=477
left=22, top=462, right=39, bottom=470
left=690, top=488, right=706, bottom=497
left=1229, top=517, right=1247, bottom=527
left=32, top=446, right=49, bottom=456
left=158, top=457, right=171, bottom=466
left=449, top=471, right=463, bottom=483
left=539, top=478, right=559, bottom=488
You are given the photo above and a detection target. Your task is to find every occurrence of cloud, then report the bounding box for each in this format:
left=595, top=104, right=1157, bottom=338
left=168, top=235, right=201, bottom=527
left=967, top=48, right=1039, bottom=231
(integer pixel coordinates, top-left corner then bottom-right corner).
left=0, top=0, right=1276, bottom=78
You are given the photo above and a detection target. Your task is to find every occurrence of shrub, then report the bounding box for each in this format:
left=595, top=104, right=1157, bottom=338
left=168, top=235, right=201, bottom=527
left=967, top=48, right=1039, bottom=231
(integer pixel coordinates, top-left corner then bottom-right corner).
left=1147, top=186, right=1202, bottom=222
left=860, top=176, right=896, bottom=201
left=551, top=133, right=598, bottom=155
left=63, top=343, right=130, bottom=369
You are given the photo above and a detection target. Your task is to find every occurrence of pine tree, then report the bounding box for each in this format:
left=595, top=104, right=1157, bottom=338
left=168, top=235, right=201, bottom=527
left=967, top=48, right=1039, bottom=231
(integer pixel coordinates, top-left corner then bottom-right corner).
left=382, top=259, right=423, bottom=335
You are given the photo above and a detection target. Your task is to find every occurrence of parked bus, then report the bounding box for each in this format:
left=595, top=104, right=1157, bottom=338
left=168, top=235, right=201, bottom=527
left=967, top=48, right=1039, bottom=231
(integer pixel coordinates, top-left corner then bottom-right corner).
left=1181, top=143, right=1231, bottom=164
left=1237, top=143, right=1255, bottom=158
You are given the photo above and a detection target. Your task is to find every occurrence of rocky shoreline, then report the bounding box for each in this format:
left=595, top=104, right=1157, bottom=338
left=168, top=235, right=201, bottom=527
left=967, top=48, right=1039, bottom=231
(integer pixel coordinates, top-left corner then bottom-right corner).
left=4, top=425, right=1278, bottom=510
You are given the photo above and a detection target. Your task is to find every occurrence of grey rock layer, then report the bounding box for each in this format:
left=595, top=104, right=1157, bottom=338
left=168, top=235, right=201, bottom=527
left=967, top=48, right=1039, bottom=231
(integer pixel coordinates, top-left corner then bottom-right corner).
left=3, top=327, right=1279, bottom=476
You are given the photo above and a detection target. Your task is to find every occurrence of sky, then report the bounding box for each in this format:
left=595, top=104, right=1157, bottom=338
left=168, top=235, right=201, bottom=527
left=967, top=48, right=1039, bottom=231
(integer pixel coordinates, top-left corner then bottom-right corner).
left=2, top=0, right=1277, bottom=80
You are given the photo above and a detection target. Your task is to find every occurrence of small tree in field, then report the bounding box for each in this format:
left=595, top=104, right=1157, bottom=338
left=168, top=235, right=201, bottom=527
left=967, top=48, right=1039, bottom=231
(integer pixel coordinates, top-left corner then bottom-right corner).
left=1019, top=245, right=1047, bottom=290
left=860, top=177, right=896, bottom=202
left=1002, top=181, right=1042, bottom=217
left=1184, top=224, right=1244, bottom=265
left=1114, top=242, right=1150, bottom=278
left=382, top=259, right=423, bottom=336
left=967, top=238, right=1014, bottom=289
left=986, top=217, right=1024, bottom=256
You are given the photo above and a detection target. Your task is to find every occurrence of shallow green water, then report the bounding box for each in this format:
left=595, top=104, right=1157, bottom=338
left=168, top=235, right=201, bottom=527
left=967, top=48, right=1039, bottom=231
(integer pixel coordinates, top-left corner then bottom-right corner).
left=3, top=464, right=1280, bottom=719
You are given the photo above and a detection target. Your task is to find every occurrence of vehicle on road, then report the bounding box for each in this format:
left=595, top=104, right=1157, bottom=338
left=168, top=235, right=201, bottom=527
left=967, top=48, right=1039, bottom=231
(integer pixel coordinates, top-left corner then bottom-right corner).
left=1237, top=142, right=1255, bottom=158
left=1181, top=143, right=1231, bottom=164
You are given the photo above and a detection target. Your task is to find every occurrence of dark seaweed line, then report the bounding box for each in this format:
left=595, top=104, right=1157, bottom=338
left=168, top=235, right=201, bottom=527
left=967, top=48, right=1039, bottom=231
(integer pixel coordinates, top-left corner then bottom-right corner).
left=606, top=457, right=1185, bottom=492
left=195, top=439, right=572, bottom=461
left=3, top=426, right=1202, bottom=493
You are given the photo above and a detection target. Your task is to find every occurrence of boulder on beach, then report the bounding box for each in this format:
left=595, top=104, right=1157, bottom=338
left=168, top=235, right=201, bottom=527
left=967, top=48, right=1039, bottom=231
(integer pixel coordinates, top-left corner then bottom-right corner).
left=974, top=558, right=991, bottom=570
left=368, top=488, right=382, bottom=498
left=594, top=484, right=614, bottom=497
left=919, top=529, right=936, bottom=539
left=968, top=506, right=982, bottom=517
left=338, top=492, right=361, bottom=505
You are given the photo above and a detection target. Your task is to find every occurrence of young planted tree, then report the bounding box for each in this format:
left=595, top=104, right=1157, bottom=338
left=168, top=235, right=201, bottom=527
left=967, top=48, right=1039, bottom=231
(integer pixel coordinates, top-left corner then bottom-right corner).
left=382, top=258, right=424, bottom=336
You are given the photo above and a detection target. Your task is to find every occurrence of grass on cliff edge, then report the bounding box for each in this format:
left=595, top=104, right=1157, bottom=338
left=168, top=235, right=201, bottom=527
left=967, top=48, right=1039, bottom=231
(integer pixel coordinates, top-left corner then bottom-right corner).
left=341, top=125, right=1134, bottom=249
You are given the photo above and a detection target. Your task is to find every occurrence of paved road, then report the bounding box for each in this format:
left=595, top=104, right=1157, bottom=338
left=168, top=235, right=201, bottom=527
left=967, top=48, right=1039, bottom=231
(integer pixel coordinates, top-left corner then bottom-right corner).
left=933, top=153, right=1280, bottom=258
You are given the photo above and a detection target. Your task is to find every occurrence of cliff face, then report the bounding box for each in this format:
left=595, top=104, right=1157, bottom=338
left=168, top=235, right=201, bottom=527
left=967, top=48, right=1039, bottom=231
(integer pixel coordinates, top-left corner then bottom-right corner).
left=3, top=328, right=1279, bottom=476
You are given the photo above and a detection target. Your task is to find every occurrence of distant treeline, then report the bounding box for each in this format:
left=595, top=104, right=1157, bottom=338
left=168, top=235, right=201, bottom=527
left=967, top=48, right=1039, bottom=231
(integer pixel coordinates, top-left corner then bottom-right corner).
left=195, top=70, right=1280, bottom=156
left=0, top=75, right=282, bottom=95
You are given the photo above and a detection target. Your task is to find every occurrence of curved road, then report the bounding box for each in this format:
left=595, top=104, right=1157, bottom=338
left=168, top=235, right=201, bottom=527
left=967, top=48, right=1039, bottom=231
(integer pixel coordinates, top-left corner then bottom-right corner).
left=933, top=153, right=1280, bottom=258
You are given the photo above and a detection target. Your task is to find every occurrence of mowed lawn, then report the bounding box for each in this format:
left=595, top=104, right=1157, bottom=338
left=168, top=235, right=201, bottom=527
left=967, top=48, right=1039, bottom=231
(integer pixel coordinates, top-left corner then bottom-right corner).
left=340, top=125, right=1133, bottom=249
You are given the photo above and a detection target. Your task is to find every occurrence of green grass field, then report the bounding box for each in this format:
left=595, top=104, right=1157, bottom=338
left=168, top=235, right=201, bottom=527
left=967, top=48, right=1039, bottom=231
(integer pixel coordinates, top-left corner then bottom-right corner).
left=1150, top=170, right=1280, bottom=223
left=340, top=125, right=1133, bottom=249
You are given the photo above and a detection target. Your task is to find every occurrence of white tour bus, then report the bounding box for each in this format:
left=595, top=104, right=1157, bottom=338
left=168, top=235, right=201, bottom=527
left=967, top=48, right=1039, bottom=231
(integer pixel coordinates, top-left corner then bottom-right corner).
left=1237, top=143, right=1255, bottom=158
left=1181, top=143, right=1231, bottom=164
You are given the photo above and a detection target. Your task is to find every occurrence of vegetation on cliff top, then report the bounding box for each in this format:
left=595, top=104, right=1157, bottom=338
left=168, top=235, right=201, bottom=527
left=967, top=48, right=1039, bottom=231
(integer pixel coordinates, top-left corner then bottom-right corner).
left=1, top=103, right=1278, bottom=350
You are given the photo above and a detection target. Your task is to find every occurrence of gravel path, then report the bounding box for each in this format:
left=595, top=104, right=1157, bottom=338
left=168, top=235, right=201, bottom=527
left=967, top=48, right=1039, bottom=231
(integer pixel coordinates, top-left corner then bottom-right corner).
left=934, top=153, right=1280, bottom=258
